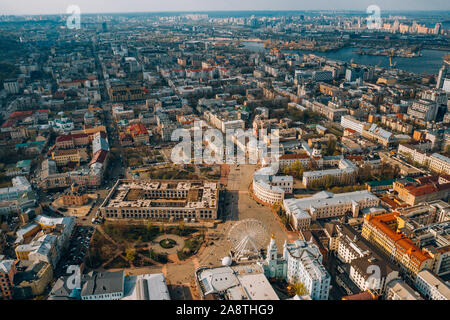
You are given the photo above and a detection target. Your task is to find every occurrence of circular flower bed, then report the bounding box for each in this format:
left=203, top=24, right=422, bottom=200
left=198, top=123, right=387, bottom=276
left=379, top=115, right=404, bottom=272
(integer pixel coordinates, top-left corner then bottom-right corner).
left=159, top=238, right=177, bottom=249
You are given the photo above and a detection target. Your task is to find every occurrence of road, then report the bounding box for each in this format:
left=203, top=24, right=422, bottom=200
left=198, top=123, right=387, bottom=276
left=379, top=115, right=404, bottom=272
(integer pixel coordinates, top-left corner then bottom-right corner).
left=326, top=252, right=361, bottom=299
left=76, top=189, right=110, bottom=226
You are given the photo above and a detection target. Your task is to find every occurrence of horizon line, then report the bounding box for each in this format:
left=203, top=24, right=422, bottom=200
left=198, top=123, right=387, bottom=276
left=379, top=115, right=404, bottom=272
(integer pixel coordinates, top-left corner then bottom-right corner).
left=2, top=9, right=450, bottom=17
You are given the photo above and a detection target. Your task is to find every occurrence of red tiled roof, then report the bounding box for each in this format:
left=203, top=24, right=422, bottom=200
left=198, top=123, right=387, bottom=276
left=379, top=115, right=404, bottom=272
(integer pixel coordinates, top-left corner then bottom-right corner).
left=2, top=119, right=16, bottom=128
left=345, top=155, right=364, bottom=161
left=415, top=175, right=439, bottom=184
left=10, top=111, right=33, bottom=119
left=279, top=153, right=310, bottom=160
left=90, top=149, right=109, bottom=165
left=404, top=182, right=450, bottom=197
left=128, top=123, right=149, bottom=136
left=56, top=135, right=73, bottom=143
left=72, top=133, right=89, bottom=139
left=53, top=149, right=79, bottom=156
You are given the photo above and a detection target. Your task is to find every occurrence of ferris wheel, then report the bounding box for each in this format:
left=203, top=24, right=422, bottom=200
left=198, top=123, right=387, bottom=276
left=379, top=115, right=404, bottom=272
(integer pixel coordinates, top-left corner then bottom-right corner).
left=227, top=219, right=270, bottom=261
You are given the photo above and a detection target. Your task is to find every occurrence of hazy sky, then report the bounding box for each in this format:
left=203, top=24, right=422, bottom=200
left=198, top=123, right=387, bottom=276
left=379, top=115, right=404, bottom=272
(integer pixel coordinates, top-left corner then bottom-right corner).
left=1, top=0, right=450, bottom=15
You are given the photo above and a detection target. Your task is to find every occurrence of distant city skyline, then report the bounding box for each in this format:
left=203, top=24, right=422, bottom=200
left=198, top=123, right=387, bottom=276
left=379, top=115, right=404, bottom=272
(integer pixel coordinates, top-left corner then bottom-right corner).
left=1, top=0, right=450, bottom=16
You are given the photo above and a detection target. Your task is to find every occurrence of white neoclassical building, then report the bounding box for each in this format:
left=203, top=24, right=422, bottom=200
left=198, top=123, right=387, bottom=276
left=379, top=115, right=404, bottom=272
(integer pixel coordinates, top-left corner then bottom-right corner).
left=302, top=158, right=357, bottom=187
left=252, top=166, right=293, bottom=205
left=284, top=190, right=381, bottom=230
left=262, top=238, right=330, bottom=300
left=284, top=240, right=331, bottom=300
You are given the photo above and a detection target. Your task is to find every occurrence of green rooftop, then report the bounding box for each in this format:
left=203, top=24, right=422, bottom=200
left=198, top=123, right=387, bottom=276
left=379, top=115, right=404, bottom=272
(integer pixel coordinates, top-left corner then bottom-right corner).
left=366, top=179, right=396, bottom=187
left=366, top=177, right=414, bottom=187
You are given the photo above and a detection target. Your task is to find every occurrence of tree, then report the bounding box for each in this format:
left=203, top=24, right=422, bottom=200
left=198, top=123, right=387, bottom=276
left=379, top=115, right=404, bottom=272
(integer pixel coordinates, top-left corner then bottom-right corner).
left=293, top=282, right=308, bottom=297
left=159, top=223, right=166, bottom=236
left=357, top=164, right=373, bottom=183
left=178, top=221, right=185, bottom=233
left=292, top=161, right=304, bottom=179
left=272, top=202, right=283, bottom=216
left=283, top=161, right=304, bottom=179
left=289, top=279, right=309, bottom=297
left=325, top=137, right=337, bottom=156
left=125, top=249, right=136, bottom=263
left=134, top=236, right=143, bottom=248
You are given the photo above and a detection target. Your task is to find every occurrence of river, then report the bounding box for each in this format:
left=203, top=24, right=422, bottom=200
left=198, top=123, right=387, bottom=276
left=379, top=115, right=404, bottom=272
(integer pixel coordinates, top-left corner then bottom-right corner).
left=242, top=42, right=449, bottom=75
left=309, top=47, right=449, bottom=75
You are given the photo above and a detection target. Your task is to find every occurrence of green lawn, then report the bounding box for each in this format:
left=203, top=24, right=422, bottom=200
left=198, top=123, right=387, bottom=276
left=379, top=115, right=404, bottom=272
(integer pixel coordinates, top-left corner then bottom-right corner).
left=103, top=223, right=198, bottom=244
left=177, top=236, right=203, bottom=261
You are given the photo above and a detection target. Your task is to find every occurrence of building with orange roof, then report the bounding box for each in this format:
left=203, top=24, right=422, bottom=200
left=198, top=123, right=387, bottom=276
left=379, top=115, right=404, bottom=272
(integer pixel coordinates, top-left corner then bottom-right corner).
left=362, top=213, right=434, bottom=278
left=343, top=128, right=357, bottom=136
left=128, top=123, right=149, bottom=145
left=393, top=177, right=450, bottom=206
left=379, top=196, right=410, bottom=210
left=83, top=126, right=107, bottom=137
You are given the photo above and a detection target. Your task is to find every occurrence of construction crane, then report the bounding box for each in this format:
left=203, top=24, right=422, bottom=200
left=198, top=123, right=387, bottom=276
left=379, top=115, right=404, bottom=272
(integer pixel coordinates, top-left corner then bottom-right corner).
left=388, top=49, right=397, bottom=69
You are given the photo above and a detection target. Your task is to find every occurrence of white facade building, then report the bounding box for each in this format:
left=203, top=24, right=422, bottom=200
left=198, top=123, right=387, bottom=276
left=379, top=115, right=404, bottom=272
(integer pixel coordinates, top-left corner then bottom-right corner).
left=302, top=158, right=357, bottom=187
left=283, top=240, right=331, bottom=300
left=0, top=176, right=32, bottom=202
left=284, top=191, right=380, bottom=228
left=122, top=273, right=171, bottom=300
left=415, top=269, right=450, bottom=300
left=407, top=99, right=439, bottom=122
left=4, top=79, right=19, bottom=94
left=340, top=115, right=368, bottom=134
left=252, top=166, right=293, bottom=205
left=429, top=153, right=450, bottom=175
left=398, top=144, right=429, bottom=166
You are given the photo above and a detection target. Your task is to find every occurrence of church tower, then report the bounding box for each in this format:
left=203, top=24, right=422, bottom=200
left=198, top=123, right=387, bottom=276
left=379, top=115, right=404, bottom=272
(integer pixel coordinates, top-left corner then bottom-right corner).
left=312, top=144, right=322, bottom=158
left=266, top=234, right=278, bottom=263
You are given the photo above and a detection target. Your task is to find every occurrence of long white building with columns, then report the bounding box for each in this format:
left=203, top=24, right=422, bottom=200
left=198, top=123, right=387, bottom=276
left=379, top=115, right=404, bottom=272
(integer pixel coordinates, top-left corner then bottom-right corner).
left=252, top=166, right=293, bottom=205
left=284, top=190, right=381, bottom=230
